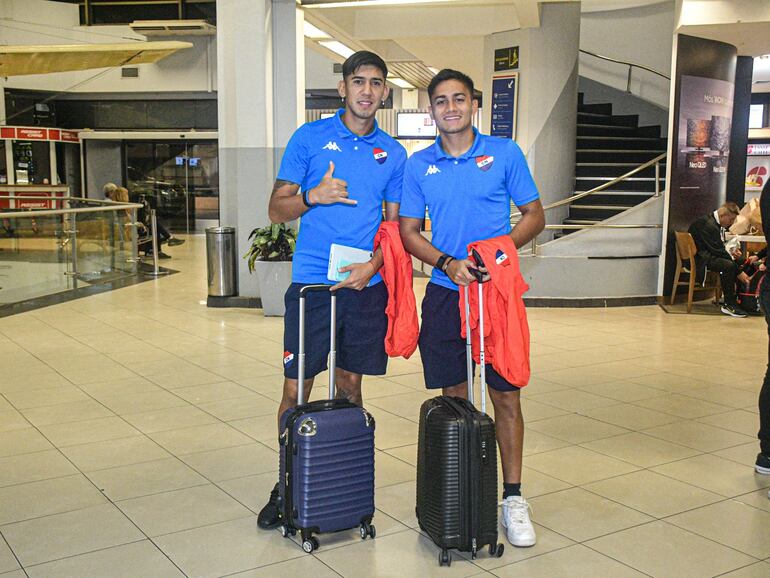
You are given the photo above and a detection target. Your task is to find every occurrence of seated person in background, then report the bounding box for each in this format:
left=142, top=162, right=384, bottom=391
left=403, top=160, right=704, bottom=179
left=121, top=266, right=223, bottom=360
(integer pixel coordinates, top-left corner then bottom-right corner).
left=688, top=201, right=750, bottom=318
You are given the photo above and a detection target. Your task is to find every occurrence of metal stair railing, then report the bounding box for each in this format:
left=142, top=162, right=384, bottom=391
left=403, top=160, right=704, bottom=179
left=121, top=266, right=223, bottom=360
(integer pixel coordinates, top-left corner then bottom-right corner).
left=579, top=49, right=670, bottom=94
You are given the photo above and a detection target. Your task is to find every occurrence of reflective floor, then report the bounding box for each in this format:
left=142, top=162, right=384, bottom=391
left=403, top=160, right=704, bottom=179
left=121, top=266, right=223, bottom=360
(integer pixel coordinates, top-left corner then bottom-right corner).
left=1, top=235, right=769, bottom=577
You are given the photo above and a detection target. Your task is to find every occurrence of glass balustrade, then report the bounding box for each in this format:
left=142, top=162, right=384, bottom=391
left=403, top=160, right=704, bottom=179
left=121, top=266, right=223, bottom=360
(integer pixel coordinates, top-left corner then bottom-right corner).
left=0, top=197, right=140, bottom=307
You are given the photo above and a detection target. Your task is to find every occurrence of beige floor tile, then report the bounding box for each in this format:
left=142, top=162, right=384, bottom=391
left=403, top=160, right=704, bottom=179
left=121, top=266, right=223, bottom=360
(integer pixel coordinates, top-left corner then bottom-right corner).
left=149, top=422, right=254, bottom=455
left=229, top=414, right=277, bottom=442
left=374, top=450, right=416, bottom=488
left=86, top=457, right=209, bottom=501
left=734, top=489, right=770, bottom=513
left=153, top=516, right=304, bottom=577
left=586, top=520, right=757, bottom=578
left=0, top=450, right=77, bottom=488
left=198, top=395, right=280, bottom=421
left=217, top=470, right=279, bottom=515
left=368, top=392, right=435, bottom=423
left=376, top=480, right=418, bottom=528
left=681, top=385, right=760, bottom=409
left=577, top=380, right=667, bottom=403
left=213, top=361, right=284, bottom=382
left=2, top=386, right=90, bottom=410
left=179, top=443, right=277, bottom=482
left=0, top=410, right=30, bottom=433
left=627, top=371, right=711, bottom=392
left=173, top=381, right=256, bottom=404
left=473, top=523, right=574, bottom=571
left=122, top=405, right=219, bottom=434
left=227, top=555, right=341, bottom=578
left=581, top=432, right=701, bottom=468
left=652, top=454, right=770, bottom=497
left=526, top=390, right=618, bottom=413
left=60, top=436, right=170, bottom=472
left=491, top=544, right=646, bottom=578
left=37, top=416, right=141, bottom=447
left=584, top=469, right=723, bottom=518
left=714, top=442, right=765, bottom=467
left=582, top=403, right=681, bottom=430
left=79, top=376, right=162, bottom=400
left=527, top=487, right=652, bottom=542
left=97, top=390, right=189, bottom=415
left=24, top=540, right=185, bottom=578
left=1, top=503, right=144, bottom=567
left=147, top=367, right=227, bottom=389
left=383, top=444, right=417, bottom=466
left=520, top=466, right=573, bottom=497
left=0, top=474, right=107, bottom=525
left=117, top=483, right=252, bottom=537
left=643, top=421, right=755, bottom=452
left=0, top=532, right=20, bottom=574
left=362, top=378, right=419, bottom=399
left=518, top=399, right=570, bottom=422
left=527, top=414, right=629, bottom=444
left=666, top=500, right=770, bottom=558
left=316, top=529, right=478, bottom=577
left=697, top=410, right=762, bottom=437
left=0, top=372, right=72, bottom=394
left=634, top=394, right=734, bottom=419
left=0, top=428, right=53, bottom=457
left=526, top=446, right=639, bottom=486
left=58, top=365, right=139, bottom=386
left=374, top=413, right=419, bottom=450
left=20, top=399, right=114, bottom=427
left=717, top=562, right=770, bottom=578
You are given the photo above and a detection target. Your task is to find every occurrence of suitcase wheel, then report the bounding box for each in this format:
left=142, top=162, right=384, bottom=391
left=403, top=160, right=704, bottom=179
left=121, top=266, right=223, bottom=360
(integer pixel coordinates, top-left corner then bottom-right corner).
left=359, top=522, right=376, bottom=540
left=279, top=525, right=288, bottom=538
left=301, top=536, right=319, bottom=553
left=489, top=543, right=504, bottom=558
left=439, top=549, right=452, bottom=567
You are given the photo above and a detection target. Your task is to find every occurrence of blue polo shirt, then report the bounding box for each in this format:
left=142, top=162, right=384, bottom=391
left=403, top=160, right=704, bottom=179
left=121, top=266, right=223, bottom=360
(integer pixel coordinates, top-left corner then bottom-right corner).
left=400, top=129, right=539, bottom=290
left=278, top=109, right=407, bottom=284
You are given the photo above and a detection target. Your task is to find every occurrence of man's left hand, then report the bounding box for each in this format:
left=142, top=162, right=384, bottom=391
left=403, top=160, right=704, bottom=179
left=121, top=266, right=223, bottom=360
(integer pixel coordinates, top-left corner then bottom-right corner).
left=331, top=261, right=376, bottom=291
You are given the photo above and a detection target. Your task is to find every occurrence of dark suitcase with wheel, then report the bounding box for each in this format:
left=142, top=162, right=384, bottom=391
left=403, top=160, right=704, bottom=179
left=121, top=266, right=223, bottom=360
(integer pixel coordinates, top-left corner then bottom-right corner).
left=278, top=285, right=376, bottom=553
left=415, top=278, right=504, bottom=566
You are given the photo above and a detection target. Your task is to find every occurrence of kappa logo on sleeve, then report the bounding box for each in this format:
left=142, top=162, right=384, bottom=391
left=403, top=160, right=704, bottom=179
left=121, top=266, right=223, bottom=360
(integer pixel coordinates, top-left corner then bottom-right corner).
left=373, top=147, right=388, bottom=164
left=283, top=351, right=295, bottom=365
left=476, top=155, right=494, bottom=172
left=495, top=249, right=510, bottom=266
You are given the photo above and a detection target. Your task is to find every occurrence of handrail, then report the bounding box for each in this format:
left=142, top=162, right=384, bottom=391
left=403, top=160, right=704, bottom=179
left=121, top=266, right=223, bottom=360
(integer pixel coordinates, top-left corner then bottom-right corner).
left=543, top=224, right=662, bottom=229
left=512, top=153, right=666, bottom=219
left=0, top=202, right=142, bottom=219
left=579, top=49, right=670, bottom=82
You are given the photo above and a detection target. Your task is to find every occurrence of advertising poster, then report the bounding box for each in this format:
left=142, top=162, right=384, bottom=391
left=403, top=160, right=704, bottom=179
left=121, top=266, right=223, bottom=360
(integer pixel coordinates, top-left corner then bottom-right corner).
left=745, top=144, right=770, bottom=200
left=490, top=74, right=517, bottom=140
left=674, top=74, right=734, bottom=207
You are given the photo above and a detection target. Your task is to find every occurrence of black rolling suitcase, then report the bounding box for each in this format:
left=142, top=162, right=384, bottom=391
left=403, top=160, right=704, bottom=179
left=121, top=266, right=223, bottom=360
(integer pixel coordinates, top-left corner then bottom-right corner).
left=416, top=279, right=505, bottom=567
left=278, top=285, right=376, bottom=554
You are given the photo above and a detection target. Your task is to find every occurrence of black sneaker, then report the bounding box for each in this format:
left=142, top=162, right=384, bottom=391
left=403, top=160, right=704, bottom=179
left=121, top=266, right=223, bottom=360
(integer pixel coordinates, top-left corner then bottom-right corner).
left=720, top=304, right=748, bottom=318
left=167, top=237, right=185, bottom=247
left=257, top=482, right=283, bottom=529
left=757, top=453, right=770, bottom=475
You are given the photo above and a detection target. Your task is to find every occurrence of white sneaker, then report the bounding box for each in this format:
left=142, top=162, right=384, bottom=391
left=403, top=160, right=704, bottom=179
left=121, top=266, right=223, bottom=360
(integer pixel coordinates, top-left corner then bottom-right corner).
left=501, top=495, right=536, bottom=547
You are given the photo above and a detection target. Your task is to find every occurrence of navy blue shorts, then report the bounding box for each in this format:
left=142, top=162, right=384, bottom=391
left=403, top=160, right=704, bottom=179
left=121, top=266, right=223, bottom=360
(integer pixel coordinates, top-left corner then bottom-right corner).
left=419, top=283, right=521, bottom=392
left=283, top=282, right=388, bottom=379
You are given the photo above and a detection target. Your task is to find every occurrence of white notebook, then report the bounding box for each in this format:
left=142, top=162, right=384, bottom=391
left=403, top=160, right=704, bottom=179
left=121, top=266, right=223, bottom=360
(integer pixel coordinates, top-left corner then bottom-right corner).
left=327, top=243, right=374, bottom=284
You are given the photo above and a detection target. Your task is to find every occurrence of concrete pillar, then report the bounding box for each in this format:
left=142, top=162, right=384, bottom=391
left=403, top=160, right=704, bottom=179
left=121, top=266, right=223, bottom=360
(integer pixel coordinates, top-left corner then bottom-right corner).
left=483, top=3, right=580, bottom=240
left=216, top=0, right=304, bottom=298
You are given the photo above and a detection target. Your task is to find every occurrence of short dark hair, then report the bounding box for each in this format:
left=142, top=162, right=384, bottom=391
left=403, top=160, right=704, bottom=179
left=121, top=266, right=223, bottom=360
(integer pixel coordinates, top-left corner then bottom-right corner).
left=342, top=51, right=387, bottom=80
left=428, top=69, right=475, bottom=102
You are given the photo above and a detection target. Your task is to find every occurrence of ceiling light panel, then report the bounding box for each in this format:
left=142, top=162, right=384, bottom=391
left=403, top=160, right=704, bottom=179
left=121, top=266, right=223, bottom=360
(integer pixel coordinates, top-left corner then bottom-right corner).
left=318, top=40, right=355, bottom=59
left=303, top=22, right=330, bottom=39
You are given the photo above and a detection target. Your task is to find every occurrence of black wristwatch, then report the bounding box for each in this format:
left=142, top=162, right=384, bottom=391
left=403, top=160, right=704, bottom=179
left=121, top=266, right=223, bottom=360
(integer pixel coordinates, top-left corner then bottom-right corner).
left=435, top=253, right=453, bottom=272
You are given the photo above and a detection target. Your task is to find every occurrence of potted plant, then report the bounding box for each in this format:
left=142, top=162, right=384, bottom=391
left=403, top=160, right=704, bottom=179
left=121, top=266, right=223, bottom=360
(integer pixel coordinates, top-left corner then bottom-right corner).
left=244, top=223, right=297, bottom=316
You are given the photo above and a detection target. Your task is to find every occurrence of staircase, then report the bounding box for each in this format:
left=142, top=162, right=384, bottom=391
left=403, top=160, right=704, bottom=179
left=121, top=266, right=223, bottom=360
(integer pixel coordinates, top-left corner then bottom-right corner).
left=560, top=93, right=668, bottom=235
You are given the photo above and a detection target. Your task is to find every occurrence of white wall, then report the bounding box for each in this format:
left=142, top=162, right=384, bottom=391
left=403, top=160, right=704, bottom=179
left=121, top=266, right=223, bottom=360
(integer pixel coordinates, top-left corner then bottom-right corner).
left=304, top=46, right=339, bottom=90
left=1, top=0, right=216, bottom=94
left=580, top=0, right=675, bottom=108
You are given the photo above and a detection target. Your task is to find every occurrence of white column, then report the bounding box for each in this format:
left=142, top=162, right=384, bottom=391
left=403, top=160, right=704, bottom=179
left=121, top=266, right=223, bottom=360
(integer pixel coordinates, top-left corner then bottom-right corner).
left=217, top=0, right=304, bottom=298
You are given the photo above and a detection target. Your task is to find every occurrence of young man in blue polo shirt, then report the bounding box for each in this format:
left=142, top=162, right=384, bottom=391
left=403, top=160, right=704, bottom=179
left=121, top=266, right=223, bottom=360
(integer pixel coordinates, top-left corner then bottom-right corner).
left=400, top=69, right=545, bottom=547
left=258, top=51, right=407, bottom=529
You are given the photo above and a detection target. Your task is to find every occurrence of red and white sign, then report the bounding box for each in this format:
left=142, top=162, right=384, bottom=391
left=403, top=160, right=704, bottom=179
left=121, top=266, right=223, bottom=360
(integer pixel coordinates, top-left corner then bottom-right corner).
left=0, top=126, right=80, bottom=143
left=748, top=144, right=770, bottom=156
left=0, top=193, right=9, bottom=210
left=16, top=128, right=47, bottom=140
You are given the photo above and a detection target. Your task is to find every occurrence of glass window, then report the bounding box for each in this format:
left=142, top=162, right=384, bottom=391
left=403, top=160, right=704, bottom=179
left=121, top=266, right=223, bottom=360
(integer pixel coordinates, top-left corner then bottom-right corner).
left=750, top=104, right=764, bottom=129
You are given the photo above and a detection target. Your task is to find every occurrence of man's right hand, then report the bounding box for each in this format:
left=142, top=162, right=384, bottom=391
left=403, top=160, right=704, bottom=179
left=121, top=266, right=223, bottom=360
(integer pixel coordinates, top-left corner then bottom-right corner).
left=738, top=271, right=751, bottom=284
left=307, top=162, right=358, bottom=206
left=446, top=258, right=479, bottom=286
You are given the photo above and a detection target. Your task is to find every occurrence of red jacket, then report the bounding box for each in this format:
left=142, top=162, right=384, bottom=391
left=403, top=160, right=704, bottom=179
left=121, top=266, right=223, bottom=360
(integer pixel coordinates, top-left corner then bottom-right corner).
left=374, top=222, right=419, bottom=359
left=459, top=235, right=530, bottom=387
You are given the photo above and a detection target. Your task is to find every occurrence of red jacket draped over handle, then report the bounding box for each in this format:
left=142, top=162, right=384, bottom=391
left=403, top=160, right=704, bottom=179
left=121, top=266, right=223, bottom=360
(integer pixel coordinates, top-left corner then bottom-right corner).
left=459, top=235, right=531, bottom=387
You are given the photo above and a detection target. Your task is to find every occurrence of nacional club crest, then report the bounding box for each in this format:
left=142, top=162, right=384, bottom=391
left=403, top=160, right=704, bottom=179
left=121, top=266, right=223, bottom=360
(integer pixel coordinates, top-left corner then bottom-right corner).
left=476, top=155, right=494, bottom=171
left=283, top=351, right=294, bottom=365
left=373, top=148, right=388, bottom=164
left=495, top=249, right=510, bottom=266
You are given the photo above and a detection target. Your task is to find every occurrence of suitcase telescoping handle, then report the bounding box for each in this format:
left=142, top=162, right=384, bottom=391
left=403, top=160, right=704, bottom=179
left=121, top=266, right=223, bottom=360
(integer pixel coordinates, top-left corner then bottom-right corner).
left=297, top=284, right=336, bottom=405
left=464, top=249, right=488, bottom=415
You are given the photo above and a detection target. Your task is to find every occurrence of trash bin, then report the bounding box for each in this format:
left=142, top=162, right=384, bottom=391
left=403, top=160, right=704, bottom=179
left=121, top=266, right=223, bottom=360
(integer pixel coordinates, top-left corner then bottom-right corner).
left=206, top=226, right=238, bottom=297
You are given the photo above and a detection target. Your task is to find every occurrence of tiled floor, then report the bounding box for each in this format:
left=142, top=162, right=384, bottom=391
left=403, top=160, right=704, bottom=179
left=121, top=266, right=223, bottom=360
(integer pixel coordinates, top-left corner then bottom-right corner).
left=1, top=235, right=770, bottom=578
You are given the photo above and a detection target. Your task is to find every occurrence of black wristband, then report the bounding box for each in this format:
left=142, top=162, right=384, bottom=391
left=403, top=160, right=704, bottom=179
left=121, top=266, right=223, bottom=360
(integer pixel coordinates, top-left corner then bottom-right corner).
left=302, top=189, right=315, bottom=208
left=435, top=253, right=453, bottom=272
